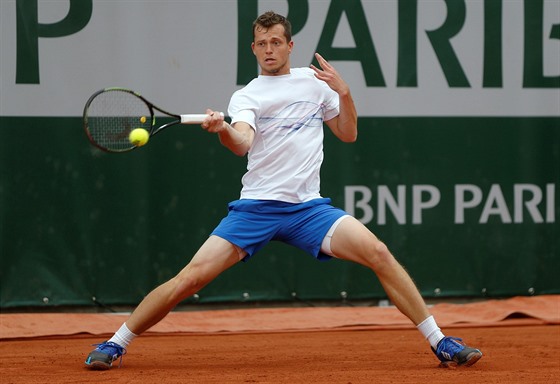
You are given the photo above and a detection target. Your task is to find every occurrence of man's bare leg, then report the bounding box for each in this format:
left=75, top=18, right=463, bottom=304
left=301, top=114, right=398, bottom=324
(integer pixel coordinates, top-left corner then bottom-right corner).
left=329, top=217, right=430, bottom=324
left=125, top=236, right=241, bottom=334
left=329, top=217, right=482, bottom=367
left=85, top=236, right=241, bottom=369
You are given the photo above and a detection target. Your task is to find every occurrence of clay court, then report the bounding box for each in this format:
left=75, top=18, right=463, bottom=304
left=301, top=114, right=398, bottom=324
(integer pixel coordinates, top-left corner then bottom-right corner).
left=1, top=295, right=559, bottom=383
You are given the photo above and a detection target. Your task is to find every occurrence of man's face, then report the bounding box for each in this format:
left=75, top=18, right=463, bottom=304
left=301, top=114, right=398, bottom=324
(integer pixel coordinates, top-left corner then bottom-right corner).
left=252, top=24, right=293, bottom=76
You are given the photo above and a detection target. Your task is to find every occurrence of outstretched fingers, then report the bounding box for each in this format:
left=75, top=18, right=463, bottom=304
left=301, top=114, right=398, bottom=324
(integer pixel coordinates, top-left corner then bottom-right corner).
left=310, top=53, right=349, bottom=95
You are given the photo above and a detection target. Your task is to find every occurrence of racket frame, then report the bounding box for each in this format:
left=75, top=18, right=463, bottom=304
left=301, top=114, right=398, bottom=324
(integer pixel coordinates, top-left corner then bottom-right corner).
left=83, top=87, right=210, bottom=153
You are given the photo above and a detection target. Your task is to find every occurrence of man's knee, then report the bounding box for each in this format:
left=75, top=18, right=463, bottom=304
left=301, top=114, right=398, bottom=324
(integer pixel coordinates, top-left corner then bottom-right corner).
left=365, top=238, right=395, bottom=271
left=169, top=266, right=206, bottom=302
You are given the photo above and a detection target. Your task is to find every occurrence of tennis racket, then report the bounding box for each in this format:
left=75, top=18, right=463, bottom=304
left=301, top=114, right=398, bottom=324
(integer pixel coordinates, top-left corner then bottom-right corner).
left=83, top=87, right=218, bottom=153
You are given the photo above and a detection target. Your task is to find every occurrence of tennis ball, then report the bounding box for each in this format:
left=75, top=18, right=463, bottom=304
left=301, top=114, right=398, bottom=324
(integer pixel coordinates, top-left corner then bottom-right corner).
left=129, top=128, right=149, bottom=146
left=140, top=116, right=147, bottom=124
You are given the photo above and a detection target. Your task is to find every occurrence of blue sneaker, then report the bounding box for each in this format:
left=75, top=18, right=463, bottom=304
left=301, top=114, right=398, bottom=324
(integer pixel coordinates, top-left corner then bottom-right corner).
left=432, top=337, right=482, bottom=368
left=85, top=341, right=126, bottom=370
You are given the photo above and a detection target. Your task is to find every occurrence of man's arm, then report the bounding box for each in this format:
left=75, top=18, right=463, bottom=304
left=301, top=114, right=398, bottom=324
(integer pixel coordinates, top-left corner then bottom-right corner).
left=311, top=53, right=358, bottom=143
left=201, top=110, right=254, bottom=156
left=324, top=90, right=358, bottom=143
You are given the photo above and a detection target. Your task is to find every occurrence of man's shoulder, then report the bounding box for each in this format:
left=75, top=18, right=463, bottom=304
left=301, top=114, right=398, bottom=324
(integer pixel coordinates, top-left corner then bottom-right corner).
left=291, top=67, right=315, bottom=78
left=233, top=67, right=317, bottom=96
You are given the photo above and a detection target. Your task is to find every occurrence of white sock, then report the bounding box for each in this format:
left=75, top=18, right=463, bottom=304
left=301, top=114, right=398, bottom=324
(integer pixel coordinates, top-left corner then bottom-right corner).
left=417, top=315, right=445, bottom=349
left=108, top=323, right=137, bottom=349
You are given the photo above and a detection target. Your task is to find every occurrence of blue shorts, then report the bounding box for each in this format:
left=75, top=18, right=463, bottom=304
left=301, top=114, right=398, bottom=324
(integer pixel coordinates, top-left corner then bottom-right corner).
left=211, top=198, right=348, bottom=261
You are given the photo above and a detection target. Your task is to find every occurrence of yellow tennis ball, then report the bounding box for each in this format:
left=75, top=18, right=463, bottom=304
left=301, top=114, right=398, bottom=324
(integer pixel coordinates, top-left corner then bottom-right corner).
left=140, top=116, right=147, bottom=124
left=129, top=128, right=149, bottom=146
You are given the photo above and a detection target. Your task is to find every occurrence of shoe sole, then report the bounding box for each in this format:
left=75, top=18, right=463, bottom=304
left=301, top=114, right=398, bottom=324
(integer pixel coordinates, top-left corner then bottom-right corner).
left=439, top=350, right=482, bottom=369
left=85, top=360, right=112, bottom=370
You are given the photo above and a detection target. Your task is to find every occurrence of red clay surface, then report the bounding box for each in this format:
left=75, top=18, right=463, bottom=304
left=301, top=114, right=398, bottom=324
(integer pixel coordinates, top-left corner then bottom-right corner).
left=1, top=325, right=559, bottom=384
left=1, top=296, right=559, bottom=383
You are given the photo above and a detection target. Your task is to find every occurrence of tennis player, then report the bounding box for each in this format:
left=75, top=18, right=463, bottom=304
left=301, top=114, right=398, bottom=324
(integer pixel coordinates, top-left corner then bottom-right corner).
left=85, top=11, right=482, bottom=370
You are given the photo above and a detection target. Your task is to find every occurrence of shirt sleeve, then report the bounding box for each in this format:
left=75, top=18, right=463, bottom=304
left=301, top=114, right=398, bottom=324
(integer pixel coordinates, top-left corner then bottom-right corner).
left=322, top=84, right=340, bottom=122
left=228, top=89, right=257, bottom=131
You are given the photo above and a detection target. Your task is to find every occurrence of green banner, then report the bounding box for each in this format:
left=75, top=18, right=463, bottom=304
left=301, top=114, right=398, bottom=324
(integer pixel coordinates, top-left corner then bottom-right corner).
left=1, top=116, right=558, bottom=307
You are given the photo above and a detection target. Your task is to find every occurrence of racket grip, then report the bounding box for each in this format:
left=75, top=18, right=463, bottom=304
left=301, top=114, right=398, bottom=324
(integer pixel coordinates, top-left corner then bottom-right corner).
left=180, top=112, right=224, bottom=124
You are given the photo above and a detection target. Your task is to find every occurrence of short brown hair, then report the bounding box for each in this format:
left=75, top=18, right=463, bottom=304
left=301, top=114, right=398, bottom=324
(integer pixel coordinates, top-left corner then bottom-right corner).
left=252, top=11, right=292, bottom=42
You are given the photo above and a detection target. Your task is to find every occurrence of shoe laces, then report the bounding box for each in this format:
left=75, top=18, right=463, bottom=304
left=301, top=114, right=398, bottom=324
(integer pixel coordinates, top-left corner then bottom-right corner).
left=437, top=337, right=465, bottom=358
left=92, top=341, right=127, bottom=367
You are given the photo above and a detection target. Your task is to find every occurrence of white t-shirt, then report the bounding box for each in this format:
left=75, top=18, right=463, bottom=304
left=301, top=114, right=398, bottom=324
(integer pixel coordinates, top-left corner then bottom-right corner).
left=228, top=67, right=340, bottom=203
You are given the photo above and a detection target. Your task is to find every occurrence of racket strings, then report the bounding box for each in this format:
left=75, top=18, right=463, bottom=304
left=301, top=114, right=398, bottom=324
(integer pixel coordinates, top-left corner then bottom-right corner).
left=86, top=90, right=151, bottom=152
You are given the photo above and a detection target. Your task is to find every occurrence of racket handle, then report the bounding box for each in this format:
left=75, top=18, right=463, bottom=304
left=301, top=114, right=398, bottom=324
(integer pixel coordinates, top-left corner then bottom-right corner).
left=180, top=112, right=224, bottom=124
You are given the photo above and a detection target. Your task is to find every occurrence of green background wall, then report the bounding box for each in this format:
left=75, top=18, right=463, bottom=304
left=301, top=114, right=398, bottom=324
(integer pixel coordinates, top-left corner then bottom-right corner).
left=1, top=116, right=558, bottom=307
left=1, top=0, right=559, bottom=308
